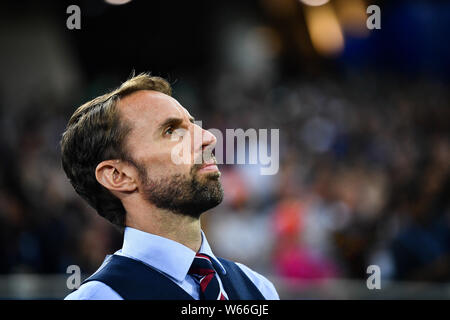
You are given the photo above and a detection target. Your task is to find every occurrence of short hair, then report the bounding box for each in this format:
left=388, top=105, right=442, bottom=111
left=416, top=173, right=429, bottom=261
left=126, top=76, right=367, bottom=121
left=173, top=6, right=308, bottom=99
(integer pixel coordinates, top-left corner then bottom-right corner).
left=60, top=73, right=172, bottom=229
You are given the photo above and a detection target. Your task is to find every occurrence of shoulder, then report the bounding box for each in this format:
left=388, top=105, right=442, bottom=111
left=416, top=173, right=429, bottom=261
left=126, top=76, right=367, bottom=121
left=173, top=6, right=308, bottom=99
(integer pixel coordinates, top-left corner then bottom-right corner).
left=64, top=280, right=123, bottom=300
left=235, top=262, right=280, bottom=300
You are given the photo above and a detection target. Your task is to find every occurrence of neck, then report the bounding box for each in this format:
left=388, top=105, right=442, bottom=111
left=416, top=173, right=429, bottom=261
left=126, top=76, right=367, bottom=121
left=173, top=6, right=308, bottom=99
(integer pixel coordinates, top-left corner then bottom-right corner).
left=124, top=201, right=203, bottom=252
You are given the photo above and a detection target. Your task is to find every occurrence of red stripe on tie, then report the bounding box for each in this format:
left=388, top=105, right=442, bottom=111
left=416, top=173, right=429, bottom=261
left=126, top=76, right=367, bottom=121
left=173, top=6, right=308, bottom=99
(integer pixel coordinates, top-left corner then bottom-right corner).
left=200, top=273, right=215, bottom=292
left=195, top=253, right=212, bottom=261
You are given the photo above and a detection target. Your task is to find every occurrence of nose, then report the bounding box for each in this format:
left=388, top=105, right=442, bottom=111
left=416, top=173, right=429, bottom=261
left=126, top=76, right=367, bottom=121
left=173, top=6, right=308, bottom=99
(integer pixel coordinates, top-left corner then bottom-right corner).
left=190, top=122, right=217, bottom=165
left=202, top=128, right=216, bottom=151
left=191, top=122, right=216, bottom=158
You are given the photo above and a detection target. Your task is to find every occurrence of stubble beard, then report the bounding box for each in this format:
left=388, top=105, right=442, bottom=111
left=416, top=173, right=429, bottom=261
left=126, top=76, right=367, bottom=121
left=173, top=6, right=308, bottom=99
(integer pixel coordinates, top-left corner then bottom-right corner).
left=138, top=162, right=224, bottom=219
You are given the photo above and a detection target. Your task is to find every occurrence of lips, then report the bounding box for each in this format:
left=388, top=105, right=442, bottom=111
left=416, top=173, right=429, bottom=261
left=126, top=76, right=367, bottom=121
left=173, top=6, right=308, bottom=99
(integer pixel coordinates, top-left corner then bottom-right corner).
left=201, top=163, right=217, bottom=169
left=198, top=161, right=219, bottom=173
left=200, top=160, right=216, bottom=169
left=194, top=153, right=219, bottom=173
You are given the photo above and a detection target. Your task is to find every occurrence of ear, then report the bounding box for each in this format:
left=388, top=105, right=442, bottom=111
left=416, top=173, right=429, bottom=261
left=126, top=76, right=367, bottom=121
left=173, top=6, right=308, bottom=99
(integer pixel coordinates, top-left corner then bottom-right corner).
left=95, top=160, right=138, bottom=193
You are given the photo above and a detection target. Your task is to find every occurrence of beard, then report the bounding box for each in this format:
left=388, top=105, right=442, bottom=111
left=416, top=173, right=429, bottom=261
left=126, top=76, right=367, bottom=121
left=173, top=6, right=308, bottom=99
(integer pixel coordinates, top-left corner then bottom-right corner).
left=136, top=161, right=224, bottom=219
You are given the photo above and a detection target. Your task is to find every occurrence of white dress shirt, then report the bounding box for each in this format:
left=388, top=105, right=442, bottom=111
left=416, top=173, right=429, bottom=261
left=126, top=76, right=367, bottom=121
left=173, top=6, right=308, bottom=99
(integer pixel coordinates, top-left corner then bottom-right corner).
left=65, top=227, right=279, bottom=300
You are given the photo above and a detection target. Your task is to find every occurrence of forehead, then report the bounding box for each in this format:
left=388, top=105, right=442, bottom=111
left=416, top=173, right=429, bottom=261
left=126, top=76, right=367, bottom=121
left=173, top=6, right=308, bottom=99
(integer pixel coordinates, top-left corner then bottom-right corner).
left=118, top=90, right=192, bottom=129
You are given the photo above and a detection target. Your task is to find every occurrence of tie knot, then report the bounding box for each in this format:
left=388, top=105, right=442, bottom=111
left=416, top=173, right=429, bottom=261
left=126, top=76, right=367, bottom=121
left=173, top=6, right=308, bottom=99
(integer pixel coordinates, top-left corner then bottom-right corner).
left=188, top=253, right=216, bottom=277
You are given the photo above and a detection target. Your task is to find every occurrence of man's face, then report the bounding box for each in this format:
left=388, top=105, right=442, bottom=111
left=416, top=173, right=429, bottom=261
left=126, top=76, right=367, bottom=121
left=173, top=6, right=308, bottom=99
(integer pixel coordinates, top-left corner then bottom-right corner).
left=118, top=90, right=223, bottom=217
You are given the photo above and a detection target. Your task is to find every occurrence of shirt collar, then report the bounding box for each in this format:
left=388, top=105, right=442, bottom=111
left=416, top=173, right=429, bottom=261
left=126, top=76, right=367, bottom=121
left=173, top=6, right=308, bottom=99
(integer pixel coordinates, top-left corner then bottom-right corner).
left=120, top=227, right=226, bottom=283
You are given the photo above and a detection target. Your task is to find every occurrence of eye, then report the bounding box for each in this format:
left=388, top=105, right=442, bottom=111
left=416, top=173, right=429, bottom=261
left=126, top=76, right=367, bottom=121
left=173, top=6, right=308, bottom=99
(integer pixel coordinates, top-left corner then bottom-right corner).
left=164, top=126, right=174, bottom=135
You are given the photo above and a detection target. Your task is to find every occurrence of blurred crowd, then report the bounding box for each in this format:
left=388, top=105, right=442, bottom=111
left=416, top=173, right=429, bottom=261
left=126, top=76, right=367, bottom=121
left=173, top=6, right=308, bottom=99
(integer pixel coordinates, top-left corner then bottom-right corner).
left=203, top=71, right=450, bottom=284
left=0, top=68, right=448, bottom=286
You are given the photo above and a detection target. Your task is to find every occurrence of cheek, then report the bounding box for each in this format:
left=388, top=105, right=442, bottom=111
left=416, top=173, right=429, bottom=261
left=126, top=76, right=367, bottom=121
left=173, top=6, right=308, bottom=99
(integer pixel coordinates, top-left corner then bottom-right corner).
left=169, top=134, right=200, bottom=165
left=128, top=131, right=195, bottom=177
left=138, top=149, right=193, bottom=180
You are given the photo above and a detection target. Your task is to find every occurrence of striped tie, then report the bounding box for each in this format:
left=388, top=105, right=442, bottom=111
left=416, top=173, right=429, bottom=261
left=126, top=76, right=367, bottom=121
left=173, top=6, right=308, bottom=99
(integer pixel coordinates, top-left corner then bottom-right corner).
left=188, top=253, right=227, bottom=300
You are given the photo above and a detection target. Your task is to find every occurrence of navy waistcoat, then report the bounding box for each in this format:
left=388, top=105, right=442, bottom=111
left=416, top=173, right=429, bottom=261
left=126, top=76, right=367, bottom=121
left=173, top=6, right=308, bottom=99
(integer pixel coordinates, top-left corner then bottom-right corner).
left=80, top=255, right=266, bottom=300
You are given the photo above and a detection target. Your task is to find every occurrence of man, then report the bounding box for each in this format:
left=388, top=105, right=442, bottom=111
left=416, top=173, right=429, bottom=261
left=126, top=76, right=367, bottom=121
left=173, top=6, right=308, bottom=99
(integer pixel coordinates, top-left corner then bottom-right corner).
left=62, top=73, right=279, bottom=300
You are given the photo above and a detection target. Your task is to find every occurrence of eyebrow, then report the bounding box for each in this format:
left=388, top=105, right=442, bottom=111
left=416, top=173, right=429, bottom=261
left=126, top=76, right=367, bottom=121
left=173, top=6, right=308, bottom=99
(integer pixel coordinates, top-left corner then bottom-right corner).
left=157, top=116, right=195, bottom=133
